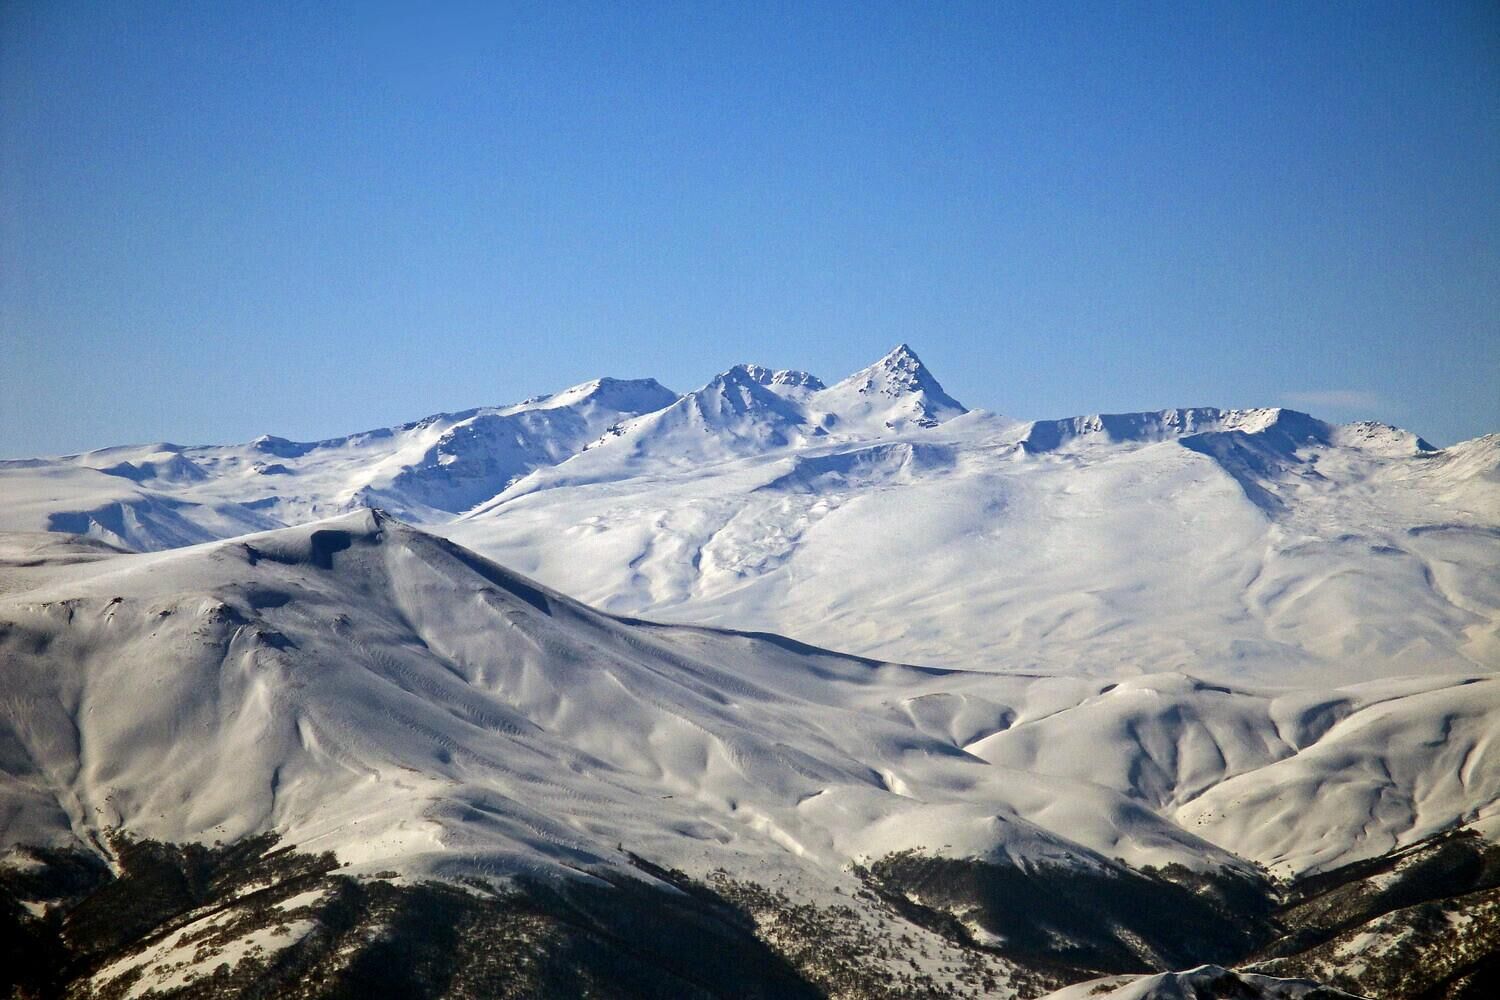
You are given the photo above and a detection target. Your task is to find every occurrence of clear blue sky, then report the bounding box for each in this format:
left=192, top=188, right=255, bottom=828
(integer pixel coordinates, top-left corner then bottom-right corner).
left=2, top=1, right=1496, bottom=456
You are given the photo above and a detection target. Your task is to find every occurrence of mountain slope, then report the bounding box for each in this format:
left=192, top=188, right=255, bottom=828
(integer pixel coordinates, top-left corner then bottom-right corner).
left=0, top=512, right=1495, bottom=995
left=2, top=520, right=1498, bottom=940
left=0, top=376, right=678, bottom=551
left=0, top=513, right=1264, bottom=881
left=446, top=397, right=1498, bottom=686
left=7, top=344, right=1490, bottom=697
left=1043, top=967, right=1361, bottom=999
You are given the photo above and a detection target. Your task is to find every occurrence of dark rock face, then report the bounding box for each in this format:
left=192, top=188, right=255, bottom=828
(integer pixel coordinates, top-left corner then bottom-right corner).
left=1250, top=830, right=1500, bottom=999
left=845, top=830, right=1500, bottom=1000
left=852, top=850, right=1277, bottom=975
left=1, top=835, right=821, bottom=1000
left=6, top=829, right=1499, bottom=999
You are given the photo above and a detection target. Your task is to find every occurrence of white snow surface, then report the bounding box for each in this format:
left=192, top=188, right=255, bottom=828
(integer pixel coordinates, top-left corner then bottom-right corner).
left=3, top=346, right=1493, bottom=692
left=0, top=344, right=1496, bottom=897
left=0, top=511, right=1495, bottom=895
left=0, top=375, right=678, bottom=549
left=448, top=400, right=1498, bottom=688
left=0, top=514, right=1242, bottom=879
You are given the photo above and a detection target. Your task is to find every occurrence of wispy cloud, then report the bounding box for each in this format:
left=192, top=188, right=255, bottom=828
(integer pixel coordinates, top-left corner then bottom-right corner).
left=1282, top=389, right=1385, bottom=412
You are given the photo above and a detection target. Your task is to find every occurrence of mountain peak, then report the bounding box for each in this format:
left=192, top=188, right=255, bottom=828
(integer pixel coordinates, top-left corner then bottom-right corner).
left=728, top=364, right=826, bottom=393
left=824, top=345, right=967, bottom=429
left=543, top=376, right=678, bottom=411
left=853, top=344, right=952, bottom=394
left=878, top=342, right=922, bottom=369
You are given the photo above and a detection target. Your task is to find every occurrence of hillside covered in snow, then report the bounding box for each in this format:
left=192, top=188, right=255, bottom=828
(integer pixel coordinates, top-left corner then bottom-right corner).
left=4, top=345, right=1495, bottom=693
left=1, top=346, right=1497, bottom=998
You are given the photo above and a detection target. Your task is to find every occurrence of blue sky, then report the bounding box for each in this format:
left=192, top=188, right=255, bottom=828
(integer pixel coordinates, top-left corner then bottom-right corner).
left=2, top=1, right=1496, bottom=455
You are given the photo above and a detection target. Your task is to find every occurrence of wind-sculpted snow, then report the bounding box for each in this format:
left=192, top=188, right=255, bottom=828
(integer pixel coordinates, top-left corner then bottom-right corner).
left=1, top=345, right=1498, bottom=990
left=0, top=514, right=1494, bottom=892
left=4, top=346, right=1492, bottom=694
left=0, top=513, right=1497, bottom=994
left=448, top=409, right=1498, bottom=686
left=0, top=376, right=679, bottom=549
left=965, top=672, right=1500, bottom=876
left=757, top=442, right=956, bottom=494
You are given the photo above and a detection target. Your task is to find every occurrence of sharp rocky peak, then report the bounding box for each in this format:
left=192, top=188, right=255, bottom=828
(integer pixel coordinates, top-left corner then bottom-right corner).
left=729, top=364, right=827, bottom=392
left=836, top=344, right=967, bottom=414
left=877, top=342, right=925, bottom=373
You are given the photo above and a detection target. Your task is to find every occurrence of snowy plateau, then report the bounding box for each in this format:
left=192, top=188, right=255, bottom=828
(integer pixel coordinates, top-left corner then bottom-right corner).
left=1, top=345, right=1497, bottom=999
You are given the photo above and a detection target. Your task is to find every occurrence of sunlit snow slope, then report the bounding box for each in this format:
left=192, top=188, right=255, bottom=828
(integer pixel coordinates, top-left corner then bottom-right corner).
left=1, top=513, right=1494, bottom=888
left=0, top=376, right=678, bottom=549
left=446, top=351, right=1498, bottom=687
left=2, top=337, right=1498, bottom=996
left=4, top=345, right=1493, bottom=690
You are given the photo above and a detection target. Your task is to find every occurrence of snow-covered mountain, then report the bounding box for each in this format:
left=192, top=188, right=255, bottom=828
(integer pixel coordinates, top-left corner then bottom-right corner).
left=9, top=512, right=1492, bottom=882
left=9, top=345, right=1492, bottom=692
left=2, top=514, right=1496, bottom=997
left=444, top=358, right=1497, bottom=689
left=1, top=345, right=1497, bottom=997
left=464, top=345, right=970, bottom=499
left=0, top=375, right=678, bottom=550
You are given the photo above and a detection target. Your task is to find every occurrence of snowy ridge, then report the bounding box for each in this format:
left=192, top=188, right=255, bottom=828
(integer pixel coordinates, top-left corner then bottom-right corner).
left=2, top=514, right=1494, bottom=996
left=599, top=364, right=820, bottom=459
left=732, top=363, right=827, bottom=394
left=0, top=514, right=1493, bottom=886
left=0, top=514, right=1248, bottom=880
left=5, top=346, right=1489, bottom=689
left=1, top=337, right=1497, bottom=994
left=447, top=403, right=1498, bottom=686
left=0, top=376, right=678, bottom=549
left=1018, top=407, right=1271, bottom=453
left=1019, top=406, right=1434, bottom=456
